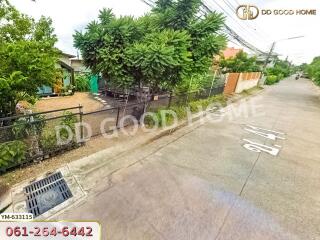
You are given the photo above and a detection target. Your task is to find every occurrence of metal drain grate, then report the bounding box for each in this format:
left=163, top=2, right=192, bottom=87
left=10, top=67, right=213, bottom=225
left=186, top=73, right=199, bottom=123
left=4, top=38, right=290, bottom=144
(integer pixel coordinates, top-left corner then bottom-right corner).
left=24, top=172, right=73, bottom=217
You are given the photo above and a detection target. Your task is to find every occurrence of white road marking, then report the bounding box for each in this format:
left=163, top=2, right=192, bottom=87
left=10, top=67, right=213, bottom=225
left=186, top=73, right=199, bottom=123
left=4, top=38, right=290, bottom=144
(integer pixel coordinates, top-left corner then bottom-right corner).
left=242, top=139, right=280, bottom=156
left=245, top=125, right=286, bottom=140
left=246, top=125, right=286, bottom=136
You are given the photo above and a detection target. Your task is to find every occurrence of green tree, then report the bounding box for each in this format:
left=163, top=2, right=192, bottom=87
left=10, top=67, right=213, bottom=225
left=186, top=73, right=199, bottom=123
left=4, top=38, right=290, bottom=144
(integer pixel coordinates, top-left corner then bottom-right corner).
left=74, top=0, right=226, bottom=94
left=306, top=57, right=320, bottom=85
left=298, top=63, right=308, bottom=72
left=220, top=51, right=260, bottom=73
left=74, top=10, right=143, bottom=90
left=0, top=0, right=59, bottom=117
left=126, top=29, right=192, bottom=92
left=152, top=0, right=226, bottom=75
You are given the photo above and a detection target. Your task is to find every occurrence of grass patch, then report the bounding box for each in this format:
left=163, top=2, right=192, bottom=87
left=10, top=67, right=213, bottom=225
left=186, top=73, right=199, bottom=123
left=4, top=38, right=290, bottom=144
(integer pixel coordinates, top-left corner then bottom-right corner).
left=144, top=94, right=227, bottom=127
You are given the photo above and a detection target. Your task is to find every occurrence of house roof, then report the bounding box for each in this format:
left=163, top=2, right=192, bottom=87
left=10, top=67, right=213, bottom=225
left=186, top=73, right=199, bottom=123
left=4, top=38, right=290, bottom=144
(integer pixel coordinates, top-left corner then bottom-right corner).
left=71, top=58, right=83, bottom=62
left=221, top=47, right=242, bottom=59
left=58, top=60, right=74, bottom=71
left=60, top=52, right=76, bottom=58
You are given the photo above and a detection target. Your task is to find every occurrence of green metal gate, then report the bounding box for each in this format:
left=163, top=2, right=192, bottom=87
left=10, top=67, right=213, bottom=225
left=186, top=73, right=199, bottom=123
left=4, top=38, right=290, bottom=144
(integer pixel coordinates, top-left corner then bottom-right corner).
left=90, top=75, right=98, bottom=93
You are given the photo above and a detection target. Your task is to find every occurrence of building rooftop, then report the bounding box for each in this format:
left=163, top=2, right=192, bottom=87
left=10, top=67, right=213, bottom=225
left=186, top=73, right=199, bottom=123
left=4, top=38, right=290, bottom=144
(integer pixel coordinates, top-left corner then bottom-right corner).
left=221, top=47, right=242, bottom=59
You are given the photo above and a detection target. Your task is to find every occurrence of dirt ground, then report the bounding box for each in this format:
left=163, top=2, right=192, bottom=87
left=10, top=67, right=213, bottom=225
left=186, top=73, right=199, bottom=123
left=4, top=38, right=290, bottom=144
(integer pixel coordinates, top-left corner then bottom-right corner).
left=33, top=92, right=103, bottom=113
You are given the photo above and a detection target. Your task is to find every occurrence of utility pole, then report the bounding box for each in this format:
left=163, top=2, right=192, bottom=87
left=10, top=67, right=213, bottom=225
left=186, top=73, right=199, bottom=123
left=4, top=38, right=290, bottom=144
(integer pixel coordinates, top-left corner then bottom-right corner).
left=263, top=42, right=276, bottom=71
left=262, top=36, right=304, bottom=72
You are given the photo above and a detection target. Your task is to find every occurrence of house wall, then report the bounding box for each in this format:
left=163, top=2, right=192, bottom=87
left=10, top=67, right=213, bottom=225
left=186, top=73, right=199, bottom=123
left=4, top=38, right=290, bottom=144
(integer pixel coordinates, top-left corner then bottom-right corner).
left=235, top=72, right=261, bottom=93
left=223, top=72, right=261, bottom=95
left=59, top=55, right=72, bottom=66
left=71, top=60, right=90, bottom=73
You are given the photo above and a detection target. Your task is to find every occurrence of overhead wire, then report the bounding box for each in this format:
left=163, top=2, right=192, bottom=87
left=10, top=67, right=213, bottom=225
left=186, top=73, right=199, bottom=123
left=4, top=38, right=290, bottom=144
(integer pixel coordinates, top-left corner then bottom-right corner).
left=204, top=0, right=268, bottom=52
left=220, top=0, right=271, bottom=42
left=140, top=0, right=268, bottom=55
left=201, top=0, right=267, bottom=55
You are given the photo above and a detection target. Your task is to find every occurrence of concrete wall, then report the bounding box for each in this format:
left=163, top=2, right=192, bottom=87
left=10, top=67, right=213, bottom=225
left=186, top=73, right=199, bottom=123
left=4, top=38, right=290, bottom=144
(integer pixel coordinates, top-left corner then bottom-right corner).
left=71, top=59, right=90, bottom=73
left=235, top=72, right=261, bottom=93
left=224, top=73, right=240, bottom=94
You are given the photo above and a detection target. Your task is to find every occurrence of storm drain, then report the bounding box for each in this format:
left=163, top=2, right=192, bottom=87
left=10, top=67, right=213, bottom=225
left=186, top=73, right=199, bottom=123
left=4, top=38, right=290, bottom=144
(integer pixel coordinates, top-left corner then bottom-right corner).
left=24, top=172, right=73, bottom=217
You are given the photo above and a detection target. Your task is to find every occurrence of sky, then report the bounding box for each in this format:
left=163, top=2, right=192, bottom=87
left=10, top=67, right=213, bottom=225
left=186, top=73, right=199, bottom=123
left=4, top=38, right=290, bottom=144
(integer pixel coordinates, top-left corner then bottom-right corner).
left=10, top=0, right=320, bottom=64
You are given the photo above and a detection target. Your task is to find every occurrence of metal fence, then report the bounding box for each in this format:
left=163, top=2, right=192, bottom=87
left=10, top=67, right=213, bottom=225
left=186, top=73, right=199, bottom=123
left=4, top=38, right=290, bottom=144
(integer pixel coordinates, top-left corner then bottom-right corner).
left=0, top=106, right=83, bottom=172
left=82, top=102, right=146, bottom=137
left=82, top=85, right=225, bottom=135
left=0, top=85, right=224, bottom=173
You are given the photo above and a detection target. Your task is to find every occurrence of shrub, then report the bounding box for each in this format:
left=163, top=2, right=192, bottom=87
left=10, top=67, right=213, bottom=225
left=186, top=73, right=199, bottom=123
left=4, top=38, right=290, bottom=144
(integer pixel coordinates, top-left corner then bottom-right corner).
left=277, top=73, right=284, bottom=81
left=0, top=140, right=27, bottom=170
left=265, top=75, right=278, bottom=85
left=40, top=129, right=58, bottom=153
left=143, top=109, right=163, bottom=127
left=220, top=51, right=261, bottom=73
left=306, top=57, right=320, bottom=85
left=58, top=111, right=78, bottom=142
left=144, top=94, right=226, bottom=127
left=75, top=73, right=90, bottom=92
left=11, top=115, right=46, bottom=139
left=265, top=60, right=292, bottom=81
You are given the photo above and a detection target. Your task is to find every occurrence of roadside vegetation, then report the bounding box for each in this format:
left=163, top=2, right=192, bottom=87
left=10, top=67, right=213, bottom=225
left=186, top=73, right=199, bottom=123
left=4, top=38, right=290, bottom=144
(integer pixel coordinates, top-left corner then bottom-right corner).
left=145, top=94, right=227, bottom=127
left=264, top=59, right=292, bottom=85
left=219, top=51, right=260, bottom=73
left=0, top=111, right=79, bottom=172
left=304, top=57, right=320, bottom=85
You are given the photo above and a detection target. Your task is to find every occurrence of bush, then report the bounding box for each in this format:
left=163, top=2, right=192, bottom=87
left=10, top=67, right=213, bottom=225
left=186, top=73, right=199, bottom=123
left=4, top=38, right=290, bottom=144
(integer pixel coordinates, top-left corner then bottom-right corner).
left=75, top=73, right=90, bottom=92
left=306, top=57, right=320, bottom=85
left=220, top=51, right=261, bottom=73
left=276, top=73, right=284, bottom=81
left=11, top=115, right=46, bottom=139
left=265, top=60, right=292, bottom=81
left=144, top=94, right=226, bottom=127
left=57, top=111, right=78, bottom=141
left=0, top=140, right=27, bottom=170
left=265, top=75, right=278, bottom=85
left=40, top=129, right=58, bottom=153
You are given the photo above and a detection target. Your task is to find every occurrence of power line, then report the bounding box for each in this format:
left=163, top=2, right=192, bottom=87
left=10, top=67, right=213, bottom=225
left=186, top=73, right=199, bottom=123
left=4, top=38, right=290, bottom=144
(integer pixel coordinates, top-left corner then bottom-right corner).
left=140, top=0, right=268, bottom=55
left=201, top=0, right=267, bottom=55
left=140, top=0, right=154, bottom=8
left=219, top=0, right=272, bottom=42
left=204, top=0, right=268, bottom=50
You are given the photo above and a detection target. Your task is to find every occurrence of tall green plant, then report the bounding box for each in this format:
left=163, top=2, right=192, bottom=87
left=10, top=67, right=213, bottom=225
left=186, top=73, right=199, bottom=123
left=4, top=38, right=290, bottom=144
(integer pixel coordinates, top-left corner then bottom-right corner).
left=73, top=0, right=226, bottom=93
left=220, top=51, right=260, bottom=73
left=0, top=0, right=59, bottom=117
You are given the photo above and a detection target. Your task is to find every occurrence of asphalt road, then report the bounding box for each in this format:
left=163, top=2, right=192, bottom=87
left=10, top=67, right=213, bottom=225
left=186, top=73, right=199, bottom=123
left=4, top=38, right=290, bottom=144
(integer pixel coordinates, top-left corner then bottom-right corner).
left=57, top=77, right=320, bottom=240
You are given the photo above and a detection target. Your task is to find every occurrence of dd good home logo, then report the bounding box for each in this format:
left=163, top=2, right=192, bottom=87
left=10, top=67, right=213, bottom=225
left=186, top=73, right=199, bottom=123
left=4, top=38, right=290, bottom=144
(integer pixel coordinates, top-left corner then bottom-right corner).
left=236, top=5, right=259, bottom=20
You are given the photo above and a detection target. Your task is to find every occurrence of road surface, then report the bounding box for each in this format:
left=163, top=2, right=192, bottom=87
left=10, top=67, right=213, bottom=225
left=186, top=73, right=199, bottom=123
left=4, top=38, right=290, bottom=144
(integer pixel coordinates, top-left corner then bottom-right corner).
left=57, top=77, right=320, bottom=240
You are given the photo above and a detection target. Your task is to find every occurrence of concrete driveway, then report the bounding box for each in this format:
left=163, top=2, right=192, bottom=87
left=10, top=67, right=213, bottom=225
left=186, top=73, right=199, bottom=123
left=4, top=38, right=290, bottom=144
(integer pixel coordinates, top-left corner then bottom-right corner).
left=57, top=77, right=320, bottom=240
